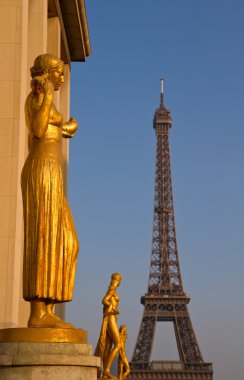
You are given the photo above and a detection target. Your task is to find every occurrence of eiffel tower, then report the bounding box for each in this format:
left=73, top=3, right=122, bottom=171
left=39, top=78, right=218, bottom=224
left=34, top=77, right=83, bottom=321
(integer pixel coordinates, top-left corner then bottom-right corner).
left=129, top=80, right=213, bottom=380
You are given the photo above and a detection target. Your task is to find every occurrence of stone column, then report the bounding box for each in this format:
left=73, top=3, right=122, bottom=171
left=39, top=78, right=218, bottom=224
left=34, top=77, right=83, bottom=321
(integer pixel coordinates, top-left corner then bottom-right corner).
left=0, top=0, right=49, bottom=329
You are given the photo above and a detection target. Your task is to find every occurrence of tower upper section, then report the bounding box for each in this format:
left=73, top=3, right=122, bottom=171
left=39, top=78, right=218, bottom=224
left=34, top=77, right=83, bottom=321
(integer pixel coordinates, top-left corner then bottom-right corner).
left=153, top=79, right=172, bottom=133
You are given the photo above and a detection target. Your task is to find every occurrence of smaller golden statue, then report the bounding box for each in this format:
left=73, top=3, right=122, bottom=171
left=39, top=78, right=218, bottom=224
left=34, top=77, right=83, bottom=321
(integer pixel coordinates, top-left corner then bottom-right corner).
left=118, top=325, right=130, bottom=380
left=95, top=273, right=123, bottom=379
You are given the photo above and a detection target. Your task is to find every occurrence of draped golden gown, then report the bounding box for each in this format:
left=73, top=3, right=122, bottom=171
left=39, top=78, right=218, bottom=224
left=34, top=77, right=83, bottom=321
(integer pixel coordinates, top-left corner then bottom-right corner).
left=21, top=97, right=79, bottom=302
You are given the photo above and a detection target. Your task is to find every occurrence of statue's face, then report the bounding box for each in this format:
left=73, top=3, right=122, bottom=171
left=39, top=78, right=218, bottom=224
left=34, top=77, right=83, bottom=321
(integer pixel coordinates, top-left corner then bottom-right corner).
left=49, top=65, right=64, bottom=91
left=111, top=278, right=120, bottom=288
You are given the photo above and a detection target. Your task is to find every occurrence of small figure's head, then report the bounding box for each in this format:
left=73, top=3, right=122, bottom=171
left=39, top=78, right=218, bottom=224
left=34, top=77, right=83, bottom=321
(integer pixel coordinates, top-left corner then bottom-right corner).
left=119, top=325, right=127, bottom=334
left=119, top=325, right=127, bottom=340
left=30, top=54, right=64, bottom=91
left=110, top=272, right=122, bottom=288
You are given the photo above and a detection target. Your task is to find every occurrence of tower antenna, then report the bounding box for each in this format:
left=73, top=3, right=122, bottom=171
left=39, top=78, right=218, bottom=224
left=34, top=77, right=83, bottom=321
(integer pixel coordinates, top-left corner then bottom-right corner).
left=160, top=78, right=164, bottom=105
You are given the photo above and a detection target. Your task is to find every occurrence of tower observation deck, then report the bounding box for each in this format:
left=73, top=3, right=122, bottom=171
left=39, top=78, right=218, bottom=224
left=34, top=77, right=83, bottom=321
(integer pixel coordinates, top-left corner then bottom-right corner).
left=128, top=80, right=213, bottom=380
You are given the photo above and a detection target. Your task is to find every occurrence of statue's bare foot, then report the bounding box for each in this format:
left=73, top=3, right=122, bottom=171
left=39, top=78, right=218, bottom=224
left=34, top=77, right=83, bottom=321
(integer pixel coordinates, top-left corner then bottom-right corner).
left=28, top=313, right=58, bottom=328
left=46, top=312, right=75, bottom=329
left=28, top=313, right=74, bottom=329
left=103, top=371, right=117, bottom=379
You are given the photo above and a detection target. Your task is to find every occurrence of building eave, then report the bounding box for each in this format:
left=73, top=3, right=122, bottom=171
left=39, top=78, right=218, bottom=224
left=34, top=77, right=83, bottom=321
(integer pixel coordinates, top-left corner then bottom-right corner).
left=49, top=0, right=91, bottom=63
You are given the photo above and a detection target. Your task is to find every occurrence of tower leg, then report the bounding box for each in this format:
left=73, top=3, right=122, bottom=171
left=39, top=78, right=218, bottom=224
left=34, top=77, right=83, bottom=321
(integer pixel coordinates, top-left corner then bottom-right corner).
left=175, top=309, right=203, bottom=363
left=132, top=315, right=156, bottom=362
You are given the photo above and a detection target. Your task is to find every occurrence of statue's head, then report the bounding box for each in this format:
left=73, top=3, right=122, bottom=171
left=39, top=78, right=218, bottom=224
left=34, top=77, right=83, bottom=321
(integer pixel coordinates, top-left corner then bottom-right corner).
left=119, top=325, right=127, bottom=341
left=119, top=325, right=127, bottom=334
left=30, top=54, right=64, bottom=91
left=110, top=272, right=122, bottom=288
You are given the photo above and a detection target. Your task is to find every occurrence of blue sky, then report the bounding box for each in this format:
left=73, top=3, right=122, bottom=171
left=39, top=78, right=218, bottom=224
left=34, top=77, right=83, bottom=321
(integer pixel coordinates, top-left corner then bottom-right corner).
left=66, top=1, right=244, bottom=380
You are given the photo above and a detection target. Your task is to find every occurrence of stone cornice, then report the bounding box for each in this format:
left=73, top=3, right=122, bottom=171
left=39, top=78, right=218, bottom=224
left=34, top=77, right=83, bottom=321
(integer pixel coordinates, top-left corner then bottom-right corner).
left=49, top=0, right=91, bottom=63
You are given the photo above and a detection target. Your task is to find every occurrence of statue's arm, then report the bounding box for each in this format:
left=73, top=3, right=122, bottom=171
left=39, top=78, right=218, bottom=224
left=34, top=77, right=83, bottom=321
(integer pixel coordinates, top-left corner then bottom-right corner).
left=28, top=79, right=54, bottom=139
left=102, top=289, right=114, bottom=307
left=119, top=343, right=126, bottom=361
left=62, top=117, right=78, bottom=138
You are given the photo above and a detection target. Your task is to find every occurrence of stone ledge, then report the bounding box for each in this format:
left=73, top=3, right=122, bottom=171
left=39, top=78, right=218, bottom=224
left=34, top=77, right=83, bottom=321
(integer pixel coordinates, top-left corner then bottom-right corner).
left=0, top=365, right=98, bottom=380
left=0, top=341, right=101, bottom=380
left=0, top=355, right=12, bottom=366
left=0, top=353, right=100, bottom=367
left=0, top=342, right=100, bottom=367
left=0, top=342, right=92, bottom=355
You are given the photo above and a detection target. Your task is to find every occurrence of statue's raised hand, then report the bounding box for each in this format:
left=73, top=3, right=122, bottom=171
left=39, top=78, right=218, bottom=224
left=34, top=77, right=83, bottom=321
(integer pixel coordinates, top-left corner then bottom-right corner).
left=62, top=117, right=79, bottom=138
left=43, top=78, right=54, bottom=95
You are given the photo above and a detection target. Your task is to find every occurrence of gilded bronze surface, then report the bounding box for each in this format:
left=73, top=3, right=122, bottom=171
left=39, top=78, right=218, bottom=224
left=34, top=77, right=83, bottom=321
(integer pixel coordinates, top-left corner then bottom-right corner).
left=118, top=325, right=130, bottom=380
left=21, top=54, right=79, bottom=329
left=95, top=273, right=122, bottom=379
left=0, top=328, right=87, bottom=344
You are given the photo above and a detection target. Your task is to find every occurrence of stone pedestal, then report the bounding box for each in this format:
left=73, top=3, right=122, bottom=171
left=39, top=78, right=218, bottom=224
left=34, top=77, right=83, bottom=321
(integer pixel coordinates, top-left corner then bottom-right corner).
left=0, top=342, right=100, bottom=380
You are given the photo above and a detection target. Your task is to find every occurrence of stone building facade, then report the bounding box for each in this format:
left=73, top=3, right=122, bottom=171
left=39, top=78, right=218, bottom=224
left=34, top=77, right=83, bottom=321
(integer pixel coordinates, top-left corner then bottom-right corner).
left=0, top=0, right=90, bottom=328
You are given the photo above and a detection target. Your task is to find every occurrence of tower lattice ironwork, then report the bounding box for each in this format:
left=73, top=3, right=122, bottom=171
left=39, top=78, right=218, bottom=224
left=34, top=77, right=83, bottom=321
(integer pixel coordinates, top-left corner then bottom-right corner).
left=129, top=80, right=213, bottom=380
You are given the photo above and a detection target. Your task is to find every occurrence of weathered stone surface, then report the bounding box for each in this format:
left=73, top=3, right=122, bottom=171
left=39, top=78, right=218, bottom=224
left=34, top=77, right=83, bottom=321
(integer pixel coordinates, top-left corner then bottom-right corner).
left=0, top=365, right=98, bottom=380
left=0, top=342, right=92, bottom=355
left=0, top=343, right=18, bottom=355
left=0, top=342, right=100, bottom=380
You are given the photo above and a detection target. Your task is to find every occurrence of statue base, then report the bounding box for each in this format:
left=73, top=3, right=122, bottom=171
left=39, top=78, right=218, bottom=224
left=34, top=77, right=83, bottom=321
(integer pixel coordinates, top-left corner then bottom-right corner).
left=0, top=341, right=101, bottom=380
left=0, top=327, right=87, bottom=343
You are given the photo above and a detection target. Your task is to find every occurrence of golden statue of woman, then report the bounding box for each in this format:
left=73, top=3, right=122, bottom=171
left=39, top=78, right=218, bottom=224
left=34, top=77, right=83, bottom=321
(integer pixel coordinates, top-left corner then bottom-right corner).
left=21, top=54, right=79, bottom=328
left=95, top=273, right=122, bottom=379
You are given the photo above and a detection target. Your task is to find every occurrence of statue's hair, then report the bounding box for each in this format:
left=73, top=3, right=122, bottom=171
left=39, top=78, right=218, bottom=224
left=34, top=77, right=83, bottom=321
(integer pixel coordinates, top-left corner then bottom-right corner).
left=111, top=273, right=121, bottom=281
left=30, top=54, right=64, bottom=78
left=119, top=325, right=126, bottom=333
